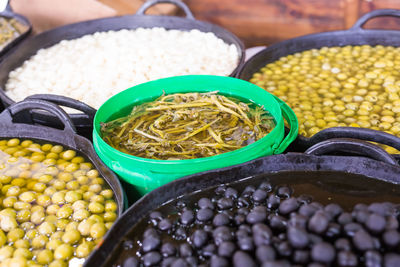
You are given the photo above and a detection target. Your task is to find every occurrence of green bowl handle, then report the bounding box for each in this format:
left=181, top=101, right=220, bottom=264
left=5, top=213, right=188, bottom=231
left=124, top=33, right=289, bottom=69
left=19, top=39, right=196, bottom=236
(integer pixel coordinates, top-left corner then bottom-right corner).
left=272, top=96, right=298, bottom=154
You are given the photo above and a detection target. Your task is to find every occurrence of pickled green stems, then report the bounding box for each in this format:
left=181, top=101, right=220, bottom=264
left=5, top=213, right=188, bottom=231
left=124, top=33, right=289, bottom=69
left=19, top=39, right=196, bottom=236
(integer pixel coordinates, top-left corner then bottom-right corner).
left=101, top=92, right=275, bottom=160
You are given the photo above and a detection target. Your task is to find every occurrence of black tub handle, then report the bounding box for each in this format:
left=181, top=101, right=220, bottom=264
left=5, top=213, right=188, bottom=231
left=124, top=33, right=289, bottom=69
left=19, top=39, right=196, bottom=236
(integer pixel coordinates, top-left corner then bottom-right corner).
left=136, top=0, right=195, bottom=20
left=307, top=127, right=400, bottom=152
left=350, top=9, right=400, bottom=31
left=25, top=94, right=96, bottom=118
left=1, top=99, right=77, bottom=133
left=305, top=138, right=398, bottom=166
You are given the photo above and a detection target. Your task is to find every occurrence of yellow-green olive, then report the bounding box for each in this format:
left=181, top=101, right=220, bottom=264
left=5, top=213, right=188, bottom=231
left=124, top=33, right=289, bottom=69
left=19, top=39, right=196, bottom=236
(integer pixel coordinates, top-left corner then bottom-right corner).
left=250, top=45, right=400, bottom=153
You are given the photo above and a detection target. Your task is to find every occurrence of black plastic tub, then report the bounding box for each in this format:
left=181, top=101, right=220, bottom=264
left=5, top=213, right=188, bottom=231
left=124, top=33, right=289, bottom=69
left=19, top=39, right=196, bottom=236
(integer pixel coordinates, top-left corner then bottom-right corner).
left=0, top=99, right=126, bottom=214
left=0, top=0, right=244, bottom=139
left=0, top=0, right=31, bottom=59
left=236, top=9, right=400, bottom=155
left=85, top=138, right=400, bottom=266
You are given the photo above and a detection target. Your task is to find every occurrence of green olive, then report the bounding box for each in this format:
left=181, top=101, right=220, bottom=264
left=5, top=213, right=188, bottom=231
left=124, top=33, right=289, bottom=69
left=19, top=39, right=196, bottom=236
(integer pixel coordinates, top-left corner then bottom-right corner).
left=38, top=221, right=56, bottom=235
left=16, top=209, right=31, bottom=223
left=90, top=222, right=107, bottom=239
left=7, top=228, right=24, bottom=242
left=46, top=239, right=63, bottom=252
left=100, top=189, right=113, bottom=199
left=12, top=178, right=26, bottom=187
left=32, top=182, right=47, bottom=193
left=18, top=191, right=36, bottom=203
left=83, top=191, right=95, bottom=201
left=72, top=200, right=88, bottom=211
left=88, top=202, right=104, bottom=214
left=105, top=201, right=118, bottom=212
left=54, top=244, right=73, bottom=260
left=65, top=191, right=82, bottom=203
left=57, top=172, right=73, bottom=183
left=77, top=219, right=94, bottom=236
left=51, top=231, right=64, bottom=241
left=14, top=201, right=31, bottom=210
left=76, top=241, right=93, bottom=258
left=6, top=186, right=21, bottom=197
left=87, top=169, right=99, bottom=179
left=61, top=229, right=81, bottom=244
left=31, top=210, right=45, bottom=224
left=44, top=187, right=57, bottom=196
left=32, top=235, right=49, bottom=249
left=103, top=211, right=116, bottom=224
left=46, top=204, right=60, bottom=215
left=36, top=194, right=51, bottom=207
left=51, top=192, right=65, bottom=205
left=7, top=138, right=20, bottom=147
left=62, top=150, right=76, bottom=161
left=76, top=175, right=89, bottom=185
left=13, top=247, right=33, bottom=259
left=0, top=215, right=17, bottom=232
left=37, top=249, right=54, bottom=264
left=56, top=219, right=70, bottom=231
left=45, top=215, right=58, bottom=225
left=14, top=239, right=30, bottom=249
left=53, top=180, right=66, bottom=191
left=88, top=184, right=102, bottom=194
left=25, top=229, right=38, bottom=240
left=66, top=181, right=79, bottom=190
left=56, top=206, right=73, bottom=219
left=50, top=145, right=63, bottom=154
left=73, top=209, right=90, bottom=221
left=20, top=222, right=35, bottom=231
left=2, top=196, right=17, bottom=208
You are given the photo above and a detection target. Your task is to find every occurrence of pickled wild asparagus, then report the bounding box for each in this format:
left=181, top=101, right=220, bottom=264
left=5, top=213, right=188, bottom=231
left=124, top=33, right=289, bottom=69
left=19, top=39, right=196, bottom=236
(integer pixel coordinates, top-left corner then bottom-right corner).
left=101, top=92, right=275, bottom=160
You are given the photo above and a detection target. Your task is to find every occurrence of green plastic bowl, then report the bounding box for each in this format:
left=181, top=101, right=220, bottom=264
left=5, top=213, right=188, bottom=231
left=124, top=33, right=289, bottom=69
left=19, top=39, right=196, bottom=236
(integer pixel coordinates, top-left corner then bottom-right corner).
left=93, top=75, right=298, bottom=196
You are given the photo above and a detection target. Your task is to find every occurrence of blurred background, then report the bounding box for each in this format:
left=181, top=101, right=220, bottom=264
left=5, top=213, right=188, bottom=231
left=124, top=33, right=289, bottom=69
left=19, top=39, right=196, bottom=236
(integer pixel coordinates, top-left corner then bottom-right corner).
left=10, top=0, right=400, bottom=47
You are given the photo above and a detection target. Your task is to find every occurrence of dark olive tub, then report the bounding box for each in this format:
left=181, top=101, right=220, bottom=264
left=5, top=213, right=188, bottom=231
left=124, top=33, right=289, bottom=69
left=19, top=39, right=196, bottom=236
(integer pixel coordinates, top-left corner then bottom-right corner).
left=85, top=138, right=400, bottom=266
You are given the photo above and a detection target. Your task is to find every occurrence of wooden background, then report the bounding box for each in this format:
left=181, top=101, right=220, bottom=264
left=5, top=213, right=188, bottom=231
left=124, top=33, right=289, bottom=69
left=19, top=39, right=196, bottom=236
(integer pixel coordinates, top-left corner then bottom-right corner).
left=13, top=0, right=400, bottom=47
left=101, top=0, right=400, bottom=47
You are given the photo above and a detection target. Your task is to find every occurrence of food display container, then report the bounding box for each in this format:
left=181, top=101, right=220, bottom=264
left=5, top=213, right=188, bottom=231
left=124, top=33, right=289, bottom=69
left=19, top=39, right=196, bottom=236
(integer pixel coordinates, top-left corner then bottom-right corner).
left=0, top=0, right=31, bottom=59
left=0, top=99, right=127, bottom=264
left=0, top=0, right=245, bottom=139
left=237, top=9, right=400, bottom=153
left=85, top=138, right=400, bottom=266
left=93, top=75, right=298, bottom=196
left=0, top=99, right=126, bottom=212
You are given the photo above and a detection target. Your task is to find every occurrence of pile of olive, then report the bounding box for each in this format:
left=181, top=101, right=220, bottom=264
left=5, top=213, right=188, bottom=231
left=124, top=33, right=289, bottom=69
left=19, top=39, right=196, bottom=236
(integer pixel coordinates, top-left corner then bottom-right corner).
left=250, top=45, right=400, bottom=153
left=116, top=181, right=400, bottom=267
left=0, top=138, right=118, bottom=266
